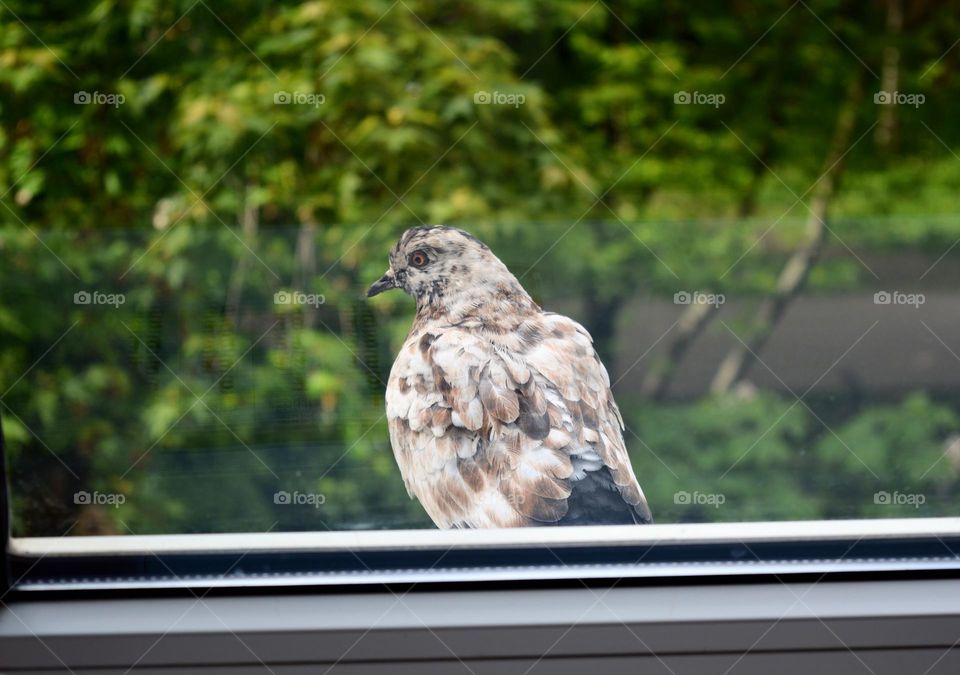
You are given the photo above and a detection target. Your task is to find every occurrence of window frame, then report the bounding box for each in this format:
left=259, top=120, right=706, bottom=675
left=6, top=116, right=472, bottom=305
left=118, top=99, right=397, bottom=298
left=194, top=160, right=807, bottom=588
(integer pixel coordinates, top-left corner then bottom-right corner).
left=5, top=518, right=960, bottom=600
left=1, top=422, right=9, bottom=596
left=4, top=577, right=960, bottom=672
left=3, top=396, right=960, bottom=600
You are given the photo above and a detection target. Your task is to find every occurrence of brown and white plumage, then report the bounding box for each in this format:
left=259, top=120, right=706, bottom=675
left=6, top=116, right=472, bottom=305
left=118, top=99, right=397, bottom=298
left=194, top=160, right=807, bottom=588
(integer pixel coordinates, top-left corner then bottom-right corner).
left=367, top=226, right=653, bottom=528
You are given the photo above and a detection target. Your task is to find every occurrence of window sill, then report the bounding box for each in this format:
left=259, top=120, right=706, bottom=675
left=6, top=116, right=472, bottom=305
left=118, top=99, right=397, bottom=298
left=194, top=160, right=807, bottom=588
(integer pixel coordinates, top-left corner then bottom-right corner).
left=7, top=517, right=960, bottom=595
left=2, top=577, right=959, bottom=673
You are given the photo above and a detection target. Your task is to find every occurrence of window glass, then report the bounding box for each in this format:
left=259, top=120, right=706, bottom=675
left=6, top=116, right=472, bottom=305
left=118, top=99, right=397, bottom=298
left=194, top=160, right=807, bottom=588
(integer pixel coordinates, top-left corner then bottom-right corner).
left=1, top=2, right=958, bottom=537
left=3, top=219, right=957, bottom=535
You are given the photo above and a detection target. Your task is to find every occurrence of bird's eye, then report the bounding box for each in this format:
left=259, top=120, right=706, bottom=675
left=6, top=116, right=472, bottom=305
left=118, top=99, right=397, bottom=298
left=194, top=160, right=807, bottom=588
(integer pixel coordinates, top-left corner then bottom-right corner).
left=408, top=250, right=429, bottom=268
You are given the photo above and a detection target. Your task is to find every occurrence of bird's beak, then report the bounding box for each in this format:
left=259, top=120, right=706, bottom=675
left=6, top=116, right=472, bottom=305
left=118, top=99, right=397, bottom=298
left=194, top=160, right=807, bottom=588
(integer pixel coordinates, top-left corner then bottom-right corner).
left=366, top=270, right=397, bottom=297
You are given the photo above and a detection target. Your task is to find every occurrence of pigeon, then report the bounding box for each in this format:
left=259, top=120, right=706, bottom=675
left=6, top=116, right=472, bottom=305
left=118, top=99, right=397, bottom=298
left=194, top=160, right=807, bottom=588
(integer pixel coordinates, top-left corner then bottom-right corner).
left=367, top=226, right=653, bottom=528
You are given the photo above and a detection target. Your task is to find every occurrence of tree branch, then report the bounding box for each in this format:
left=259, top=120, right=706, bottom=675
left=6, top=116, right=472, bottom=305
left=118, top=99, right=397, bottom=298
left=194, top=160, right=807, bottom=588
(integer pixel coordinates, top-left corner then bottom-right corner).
left=709, top=74, right=864, bottom=395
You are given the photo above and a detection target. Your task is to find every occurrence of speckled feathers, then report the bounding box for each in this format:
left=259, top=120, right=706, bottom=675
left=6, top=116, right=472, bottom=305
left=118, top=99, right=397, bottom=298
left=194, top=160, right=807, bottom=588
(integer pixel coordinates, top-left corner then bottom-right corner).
left=374, top=226, right=652, bottom=528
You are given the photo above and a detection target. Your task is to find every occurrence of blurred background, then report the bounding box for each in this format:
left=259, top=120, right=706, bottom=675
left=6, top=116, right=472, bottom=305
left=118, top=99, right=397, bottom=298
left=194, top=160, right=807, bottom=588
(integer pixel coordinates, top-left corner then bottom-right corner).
left=2, top=0, right=960, bottom=535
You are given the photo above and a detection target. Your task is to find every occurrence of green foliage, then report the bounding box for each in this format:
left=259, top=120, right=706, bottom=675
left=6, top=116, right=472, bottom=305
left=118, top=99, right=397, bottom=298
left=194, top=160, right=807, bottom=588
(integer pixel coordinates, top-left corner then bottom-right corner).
left=2, top=0, right=960, bottom=534
left=632, top=393, right=960, bottom=523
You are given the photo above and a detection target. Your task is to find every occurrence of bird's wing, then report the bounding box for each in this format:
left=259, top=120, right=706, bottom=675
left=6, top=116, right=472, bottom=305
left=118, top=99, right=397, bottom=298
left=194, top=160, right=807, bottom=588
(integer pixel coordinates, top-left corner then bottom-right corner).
left=386, top=316, right=650, bottom=528
left=523, top=313, right=651, bottom=524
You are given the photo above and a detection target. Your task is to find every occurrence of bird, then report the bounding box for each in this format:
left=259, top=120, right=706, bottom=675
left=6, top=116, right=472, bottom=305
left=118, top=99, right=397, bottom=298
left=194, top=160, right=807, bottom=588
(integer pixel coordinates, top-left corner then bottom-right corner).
left=367, top=225, right=653, bottom=528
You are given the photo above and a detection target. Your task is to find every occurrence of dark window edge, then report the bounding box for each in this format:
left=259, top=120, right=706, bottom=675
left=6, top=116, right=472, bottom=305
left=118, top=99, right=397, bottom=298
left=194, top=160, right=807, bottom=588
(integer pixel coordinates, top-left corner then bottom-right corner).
left=7, top=534, right=960, bottom=600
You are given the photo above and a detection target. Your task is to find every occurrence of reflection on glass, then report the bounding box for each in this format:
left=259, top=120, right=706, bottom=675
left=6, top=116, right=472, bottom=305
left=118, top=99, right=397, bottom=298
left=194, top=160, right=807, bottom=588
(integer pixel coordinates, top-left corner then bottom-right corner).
left=1, top=222, right=956, bottom=535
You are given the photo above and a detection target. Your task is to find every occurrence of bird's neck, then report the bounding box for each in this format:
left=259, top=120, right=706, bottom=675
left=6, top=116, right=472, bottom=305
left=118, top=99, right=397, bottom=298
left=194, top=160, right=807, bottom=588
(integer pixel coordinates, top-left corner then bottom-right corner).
left=413, top=275, right=540, bottom=331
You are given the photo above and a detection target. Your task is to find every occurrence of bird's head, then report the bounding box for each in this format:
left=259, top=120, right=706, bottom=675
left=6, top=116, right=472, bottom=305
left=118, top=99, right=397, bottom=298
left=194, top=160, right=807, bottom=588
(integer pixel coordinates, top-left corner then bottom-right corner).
left=367, top=226, right=537, bottom=320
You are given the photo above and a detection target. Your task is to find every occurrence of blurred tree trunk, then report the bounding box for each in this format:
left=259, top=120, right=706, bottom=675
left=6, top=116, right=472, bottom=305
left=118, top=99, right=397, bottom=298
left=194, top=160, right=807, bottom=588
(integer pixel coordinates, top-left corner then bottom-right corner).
left=640, top=49, right=791, bottom=401
left=585, top=288, right=624, bottom=373
left=226, top=182, right=258, bottom=326
left=875, top=0, right=903, bottom=149
left=295, top=222, right=317, bottom=328
left=709, top=74, right=864, bottom=395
